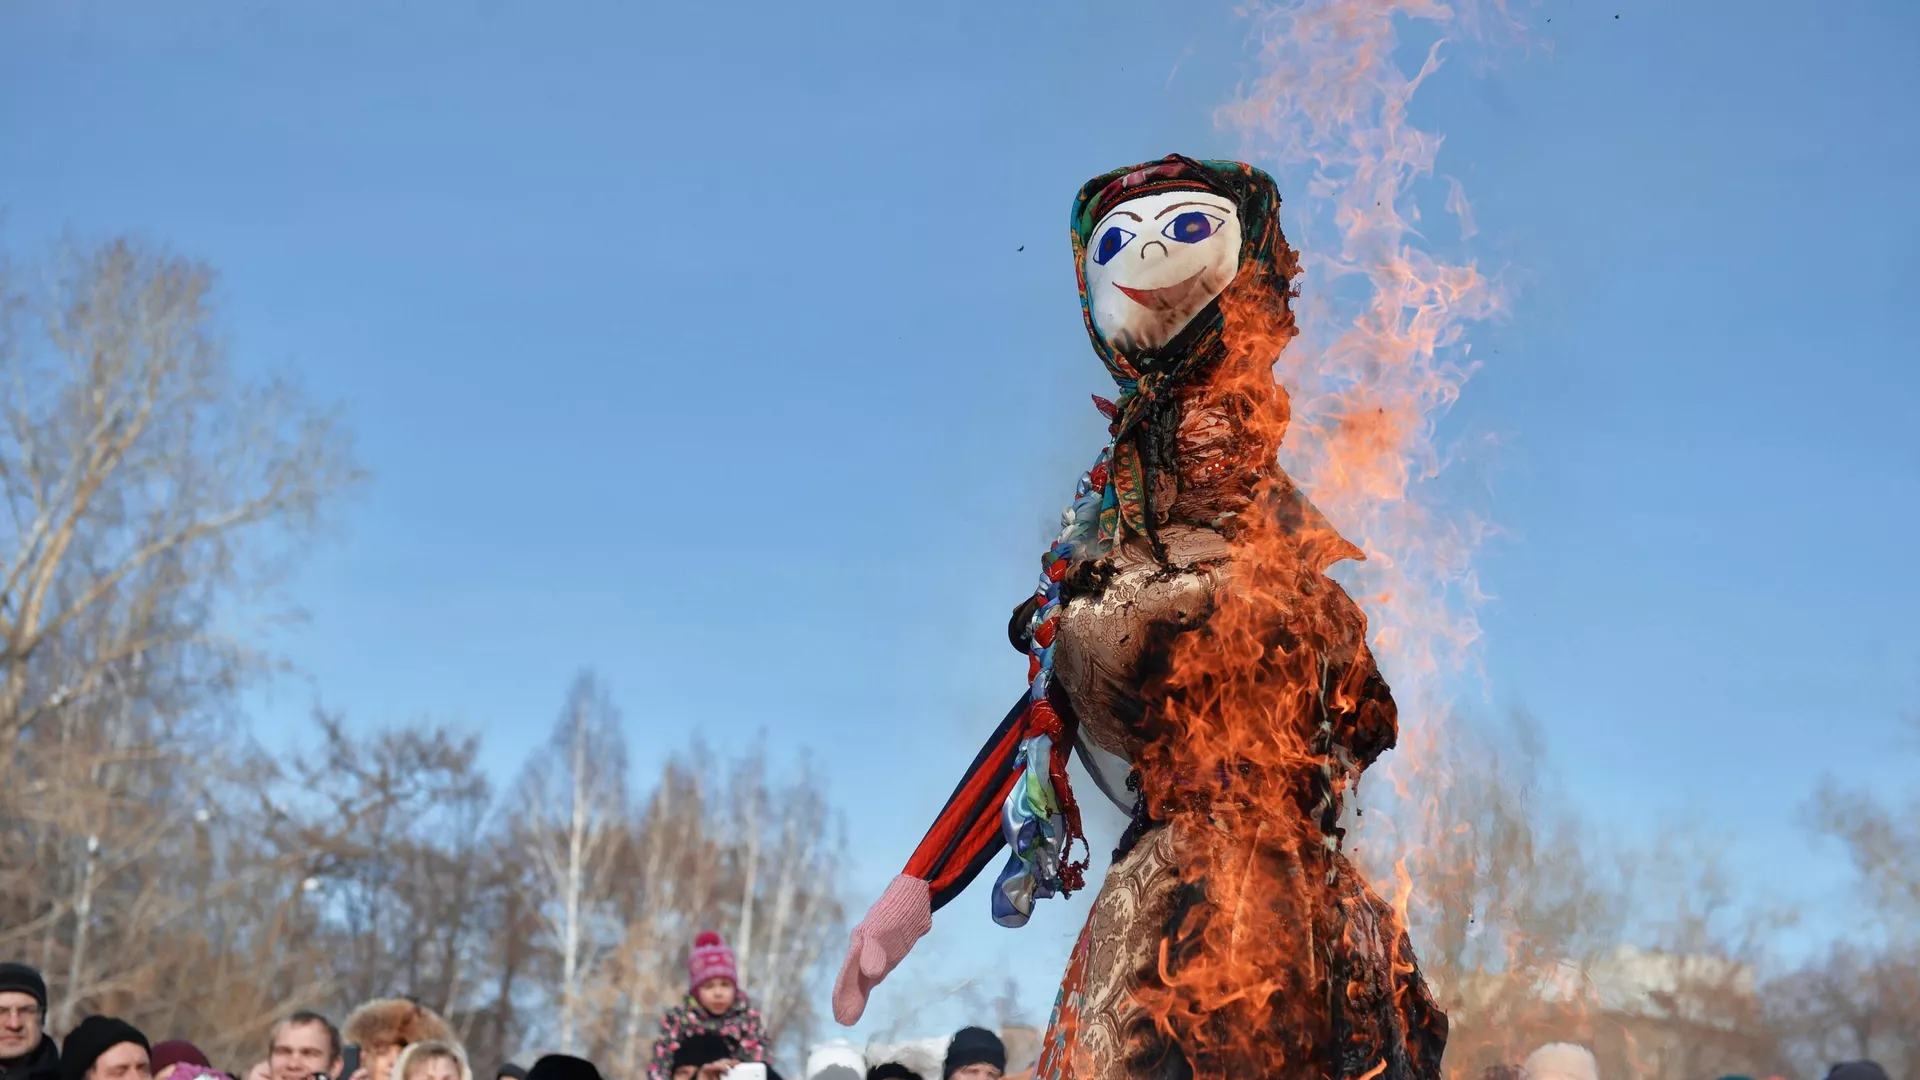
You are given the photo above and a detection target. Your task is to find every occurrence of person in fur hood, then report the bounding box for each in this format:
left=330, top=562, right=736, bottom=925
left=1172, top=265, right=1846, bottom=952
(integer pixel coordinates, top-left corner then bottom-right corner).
left=1522, top=1044, right=1598, bottom=1080
left=344, top=1001, right=453, bottom=1080
left=648, top=933, right=767, bottom=1080
left=390, top=1043, right=470, bottom=1080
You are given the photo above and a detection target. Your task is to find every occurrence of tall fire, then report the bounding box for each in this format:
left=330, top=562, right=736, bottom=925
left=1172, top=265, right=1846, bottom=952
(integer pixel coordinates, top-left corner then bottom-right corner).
left=1126, top=277, right=1453, bottom=1076
left=1211, top=0, right=1529, bottom=1074
left=1136, top=0, right=1528, bottom=1068
left=1226, top=0, right=1513, bottom=714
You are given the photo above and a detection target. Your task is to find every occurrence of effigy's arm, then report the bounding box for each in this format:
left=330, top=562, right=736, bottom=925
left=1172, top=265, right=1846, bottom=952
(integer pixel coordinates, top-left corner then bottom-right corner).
left=830, top=692, right=1031, bottom=1025
left=1331, top=641, right=1398, bottom=771
left=904, top=692, right=1031, bottom=909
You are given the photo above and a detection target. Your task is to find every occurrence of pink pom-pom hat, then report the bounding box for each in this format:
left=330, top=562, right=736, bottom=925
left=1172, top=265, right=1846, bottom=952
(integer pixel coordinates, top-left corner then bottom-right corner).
left=689, top=930, right=738, bottom=990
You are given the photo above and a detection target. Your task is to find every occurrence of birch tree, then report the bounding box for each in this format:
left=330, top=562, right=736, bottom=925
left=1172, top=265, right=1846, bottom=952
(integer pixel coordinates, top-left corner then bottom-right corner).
left=573, top=743, right=849, bottom=1071
left=519, top=671, right=629, bottom=1053
left=607, top=759, right=722, bottom=1077
left=0, top=236, right=362, bottom=746
left=0, top=232, right=358, bottom=1040
left=718, top=746, right=845, bottom=1057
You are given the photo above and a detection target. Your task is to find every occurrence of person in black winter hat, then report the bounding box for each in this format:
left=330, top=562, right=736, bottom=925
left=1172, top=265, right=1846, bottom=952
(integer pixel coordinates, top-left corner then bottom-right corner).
left=523, top=1059, right=597, bottom=1080
left=59, top=1018, right=149, bottom=1080
left=0, top=965, right=58, bottom=1080
left=1824, top=1063, right=1890, bottom=1080
left=941, top=1029, right=1003, bottom=1080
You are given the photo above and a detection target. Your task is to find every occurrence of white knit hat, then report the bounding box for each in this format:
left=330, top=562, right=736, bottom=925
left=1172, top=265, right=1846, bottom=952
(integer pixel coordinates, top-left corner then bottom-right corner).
left=1524, top=1043, right=1598, bottom=1080
left=805, top=1039, right=868, bottom=1080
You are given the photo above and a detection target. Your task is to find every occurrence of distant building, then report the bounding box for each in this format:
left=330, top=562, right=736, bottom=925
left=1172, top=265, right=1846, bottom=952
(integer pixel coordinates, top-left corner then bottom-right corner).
left=1442, top=944, right=1771, bottom=1079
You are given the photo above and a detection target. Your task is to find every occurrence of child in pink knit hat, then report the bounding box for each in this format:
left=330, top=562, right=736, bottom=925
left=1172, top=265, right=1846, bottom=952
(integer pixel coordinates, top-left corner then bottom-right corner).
left=648, top=932, right=768, bottom=1080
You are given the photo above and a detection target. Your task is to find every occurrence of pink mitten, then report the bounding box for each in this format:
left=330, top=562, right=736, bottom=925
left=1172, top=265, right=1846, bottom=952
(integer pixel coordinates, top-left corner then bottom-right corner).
left=831, top=873, right=934, bottom=1024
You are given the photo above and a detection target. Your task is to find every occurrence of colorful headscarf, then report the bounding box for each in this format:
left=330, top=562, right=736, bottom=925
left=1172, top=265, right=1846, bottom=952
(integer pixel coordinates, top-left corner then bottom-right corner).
left=1070, top=155, right=1297, bottom=549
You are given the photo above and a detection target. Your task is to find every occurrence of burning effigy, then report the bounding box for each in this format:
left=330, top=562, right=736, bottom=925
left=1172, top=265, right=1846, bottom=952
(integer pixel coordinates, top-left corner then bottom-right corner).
left=833, top=156, right=1448, bottom=1079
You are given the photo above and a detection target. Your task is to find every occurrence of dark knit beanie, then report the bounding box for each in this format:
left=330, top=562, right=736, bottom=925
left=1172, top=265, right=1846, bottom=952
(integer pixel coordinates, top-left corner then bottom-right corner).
left=0, top=964, right=47, bottom=1011
left=1825, top=1064, right=1890, bottom=1080
left=524, top=1057, right=599, bottom=1080
left=668, top=1034, right=734, bottom=1071
left=869, top=1065, right=921, bottom=1080
left=942, top=1028, right=1004, bottom=1079
left=61, top=1017, right=150, bottom=1080
left=495, top=1067, right=528, bottom=1080
left=151, top=1043, right=211, bottom=1074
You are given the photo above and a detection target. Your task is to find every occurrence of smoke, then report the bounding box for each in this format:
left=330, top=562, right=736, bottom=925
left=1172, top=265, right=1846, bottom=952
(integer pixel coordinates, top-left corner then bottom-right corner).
left=1219, top=0, right=1522, bottom=713
left=1215, top=2, right=1545, bottom=1064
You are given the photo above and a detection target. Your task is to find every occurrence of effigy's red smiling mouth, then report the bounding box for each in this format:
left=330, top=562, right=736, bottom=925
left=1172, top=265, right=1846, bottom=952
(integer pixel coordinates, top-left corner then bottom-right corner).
left=1114, top=269, right=1214, bottom=311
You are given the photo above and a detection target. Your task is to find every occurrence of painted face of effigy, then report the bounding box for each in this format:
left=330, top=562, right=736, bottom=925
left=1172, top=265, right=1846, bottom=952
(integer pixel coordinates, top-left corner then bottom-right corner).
left=1083, top=188, right=1243, bottom=354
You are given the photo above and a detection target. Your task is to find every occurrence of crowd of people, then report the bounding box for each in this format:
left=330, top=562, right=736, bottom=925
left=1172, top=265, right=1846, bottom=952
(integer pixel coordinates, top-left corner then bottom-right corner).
left=0, top=951, right=1898, bottom=1080
left=1482, top=1043, right=1896, bottom=1080
left=0, top=934, right=1017, bottom=1080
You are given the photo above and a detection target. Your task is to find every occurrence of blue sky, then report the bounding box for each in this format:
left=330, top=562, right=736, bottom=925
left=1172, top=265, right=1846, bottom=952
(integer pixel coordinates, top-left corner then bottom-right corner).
left=4, top=0, right=1916, bottom=1042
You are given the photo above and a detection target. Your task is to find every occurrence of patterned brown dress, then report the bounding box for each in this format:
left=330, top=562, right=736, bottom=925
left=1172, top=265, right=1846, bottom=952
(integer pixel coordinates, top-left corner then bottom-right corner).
left=1031, top=374, right=1448, bottom=1080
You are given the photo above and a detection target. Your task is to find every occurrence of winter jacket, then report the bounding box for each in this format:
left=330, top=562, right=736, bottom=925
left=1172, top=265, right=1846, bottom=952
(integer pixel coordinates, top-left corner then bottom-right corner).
left=0, top=1036, right=60, bottom=1080
left=648, top=992, right=767, bottom=1080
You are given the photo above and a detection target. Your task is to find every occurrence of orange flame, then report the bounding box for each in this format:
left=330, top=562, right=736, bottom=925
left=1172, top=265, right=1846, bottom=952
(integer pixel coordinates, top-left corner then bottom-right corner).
left=1119, top=271, right=1445, bottom=1074
left=1222, top=0, right=1516, bottom=695
left=1115, top=1, right=1533, bottom=1075
left=1185, top=4, right=1674, bottom=1076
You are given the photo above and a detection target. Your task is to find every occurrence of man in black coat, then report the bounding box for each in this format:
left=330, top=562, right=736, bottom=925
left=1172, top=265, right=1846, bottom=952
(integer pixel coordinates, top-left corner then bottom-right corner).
left=0, top=964, right=58, bottom=1080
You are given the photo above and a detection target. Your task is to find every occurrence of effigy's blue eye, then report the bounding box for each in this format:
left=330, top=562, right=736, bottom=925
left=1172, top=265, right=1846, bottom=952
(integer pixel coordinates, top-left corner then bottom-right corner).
left=1163, top=211, right=1224, bottom=244
left=1093, top=226, right=1136, bottom=266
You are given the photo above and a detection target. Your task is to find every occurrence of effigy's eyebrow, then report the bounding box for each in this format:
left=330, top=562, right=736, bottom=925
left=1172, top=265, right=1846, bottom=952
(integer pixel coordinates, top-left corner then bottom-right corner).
left=1101, top=209, right=1144, bottom=223
left=1155, top=200, right=1234, bottom=219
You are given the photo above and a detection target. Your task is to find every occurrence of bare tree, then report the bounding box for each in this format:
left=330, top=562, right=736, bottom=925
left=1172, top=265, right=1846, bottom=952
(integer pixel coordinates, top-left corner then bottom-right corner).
left=1353, top=713, right=1810, bottom=1080
left=1608, top=830, right=1796, bottom=1080
left=718, top=746, right=845, bottom=1056
left=572, top=742, right=848, bottom=1075
left=0, top=726, right=340, bottom=1061
left=1364, top=710, right=1920, bottom=1080
left=242, top=710, right=538, bottom=1072
left=1783, top=727, right=1920, bottom=1076
left=1809, top=774, right=1920, bottom=935
left=462, top=832, right=543, bottom=1071
left=0, top=234, right=874, bottom=1075
left=277, top=712, right=498, bottom=1016
left=1770, top=943, right=1920, bottom=1077
left=1352, top=713, right=1627, bottom=1071
left=731, top=759, right=764, bottom=991
left=0, top=236, right=361, bottom=745
left=0, top=233, right=358, bottom=1045
left=604, top=756, right=724, bottom=1077
left=519, top=671, right=629, bottom=1054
